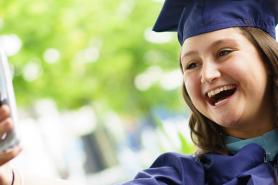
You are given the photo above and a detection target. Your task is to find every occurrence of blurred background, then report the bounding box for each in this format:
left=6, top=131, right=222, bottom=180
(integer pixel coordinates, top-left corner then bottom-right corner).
left=4, top=0, right=277, bottom=185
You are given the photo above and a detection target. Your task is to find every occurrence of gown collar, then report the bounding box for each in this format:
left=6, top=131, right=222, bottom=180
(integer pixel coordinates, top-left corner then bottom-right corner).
left=225, top=129, right=278, bottom=161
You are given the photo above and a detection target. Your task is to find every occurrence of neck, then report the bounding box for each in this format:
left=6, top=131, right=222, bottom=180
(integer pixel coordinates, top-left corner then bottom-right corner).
left=225, top=126, right=274, bottom=139
left=224, top=111, right=274, bottom=139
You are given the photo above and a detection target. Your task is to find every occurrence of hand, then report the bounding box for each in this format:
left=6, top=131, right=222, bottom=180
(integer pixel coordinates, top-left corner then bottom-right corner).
left=0, top=105, right=21, bottom=185
left=0, top=105, right=21, bottom=164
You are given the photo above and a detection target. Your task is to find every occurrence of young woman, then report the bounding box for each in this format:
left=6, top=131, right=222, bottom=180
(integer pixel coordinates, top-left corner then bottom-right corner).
left=122, top=0, right=278, bottom=184
left=0, top=0, right=277, bottom=185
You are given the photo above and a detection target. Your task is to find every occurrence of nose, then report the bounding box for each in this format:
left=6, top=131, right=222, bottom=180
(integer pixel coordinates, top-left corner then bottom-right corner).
left=201, top=61, right=221, bottom=84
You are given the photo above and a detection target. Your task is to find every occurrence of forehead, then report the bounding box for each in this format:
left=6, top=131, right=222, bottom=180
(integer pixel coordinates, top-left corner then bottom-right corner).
left=181, top=28, right=246, bottom=55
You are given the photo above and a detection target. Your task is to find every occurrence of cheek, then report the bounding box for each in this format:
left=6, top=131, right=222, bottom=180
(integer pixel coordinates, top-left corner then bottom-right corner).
left=224, top=56, right=246, bottom=73
left=184, top=76, right=202, bottom=104
left=225, top=55, right=267, bottom=87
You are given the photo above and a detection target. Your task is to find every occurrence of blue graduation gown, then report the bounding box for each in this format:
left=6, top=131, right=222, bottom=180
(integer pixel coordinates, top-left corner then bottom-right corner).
left=121, top=144, right=278, bottom=185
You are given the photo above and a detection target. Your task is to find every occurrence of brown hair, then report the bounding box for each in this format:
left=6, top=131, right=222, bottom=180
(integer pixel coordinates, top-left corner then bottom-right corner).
left=180, top=27, right=278, bottom=154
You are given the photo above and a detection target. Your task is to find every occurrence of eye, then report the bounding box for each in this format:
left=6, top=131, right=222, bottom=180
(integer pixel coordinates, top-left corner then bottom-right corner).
left=217, top=49, right=233, bottom=57
left=185, top=62, right=198, bottom=70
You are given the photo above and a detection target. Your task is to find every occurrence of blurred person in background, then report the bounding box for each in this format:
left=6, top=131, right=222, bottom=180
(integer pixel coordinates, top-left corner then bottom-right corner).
left=122, top=0, right=278, bottom=184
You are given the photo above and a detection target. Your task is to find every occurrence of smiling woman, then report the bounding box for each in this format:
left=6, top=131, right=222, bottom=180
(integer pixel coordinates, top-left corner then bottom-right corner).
left=121, top=0, right=278, bottom=184
left=181, top=27, right=276, bottom=153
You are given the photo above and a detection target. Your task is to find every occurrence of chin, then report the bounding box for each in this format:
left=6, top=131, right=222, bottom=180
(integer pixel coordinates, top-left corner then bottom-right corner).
left=214, top=116, right=241, bottom=129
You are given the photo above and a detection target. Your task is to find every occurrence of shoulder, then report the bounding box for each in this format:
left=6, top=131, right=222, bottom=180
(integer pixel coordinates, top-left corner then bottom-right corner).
left=121, top=152, right=205, bottom=185
left=150, top=152, right=202, bottom=170
left=150, top=152, right=205, bottom=179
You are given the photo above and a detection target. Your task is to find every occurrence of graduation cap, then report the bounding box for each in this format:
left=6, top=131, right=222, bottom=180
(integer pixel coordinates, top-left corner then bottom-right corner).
left=153, top=0, right=278, bottom=45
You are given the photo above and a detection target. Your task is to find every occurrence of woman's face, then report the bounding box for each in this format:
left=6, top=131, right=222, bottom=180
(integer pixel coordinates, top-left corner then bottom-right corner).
left=181, top=28, right=273, bottom=138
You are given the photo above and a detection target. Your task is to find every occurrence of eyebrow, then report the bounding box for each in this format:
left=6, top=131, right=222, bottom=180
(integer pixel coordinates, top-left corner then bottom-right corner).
left=181, top=38, right=238, bottom=61
left=210, top=39, right=238, bottom=49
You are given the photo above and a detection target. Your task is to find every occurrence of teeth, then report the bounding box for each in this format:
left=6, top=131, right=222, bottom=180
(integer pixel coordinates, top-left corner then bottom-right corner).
left=207, top=85, right=235, bottom=98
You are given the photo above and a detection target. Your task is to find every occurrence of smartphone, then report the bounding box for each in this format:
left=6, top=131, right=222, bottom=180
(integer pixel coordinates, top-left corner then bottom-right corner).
left=0, top=50, right=19, bottom=152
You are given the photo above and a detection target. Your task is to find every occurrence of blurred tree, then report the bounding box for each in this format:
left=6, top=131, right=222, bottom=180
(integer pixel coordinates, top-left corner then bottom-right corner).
left=0, top=0, right=185, bottom=117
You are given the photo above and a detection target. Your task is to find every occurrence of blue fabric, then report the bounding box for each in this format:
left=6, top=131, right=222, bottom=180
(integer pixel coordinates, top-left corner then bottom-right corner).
left=225, top=129, right=278, bottom=162
left=152, top=0, right=278, bottom=45
left=121, top=144, right=277, bottom=185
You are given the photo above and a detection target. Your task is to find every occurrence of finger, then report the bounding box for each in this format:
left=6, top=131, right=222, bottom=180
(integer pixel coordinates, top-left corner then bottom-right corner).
left=0, top=146, right=22, bottom=166
left=0, top=164, right=13, bottom=185
left=0, top=118, right=13, bottom=137
left=0, top=105, right=10, bottom=122
left=0, top=98, right=8, bottom=107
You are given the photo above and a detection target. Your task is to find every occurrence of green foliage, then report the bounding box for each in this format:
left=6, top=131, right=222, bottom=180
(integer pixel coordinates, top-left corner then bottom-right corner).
left=1, top=0, right=183, bottom=116
left=154, top=114, right=195, bottom=154
left=177, top=131, right=195, bottom=154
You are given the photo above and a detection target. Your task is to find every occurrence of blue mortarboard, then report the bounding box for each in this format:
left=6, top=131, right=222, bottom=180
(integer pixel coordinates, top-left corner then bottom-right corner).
left=153, top=0, right=278, bottom=45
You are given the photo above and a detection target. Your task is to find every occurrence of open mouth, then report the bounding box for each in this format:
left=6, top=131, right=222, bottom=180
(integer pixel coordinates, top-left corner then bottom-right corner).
left=206, top=85, right=237, bottom=106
